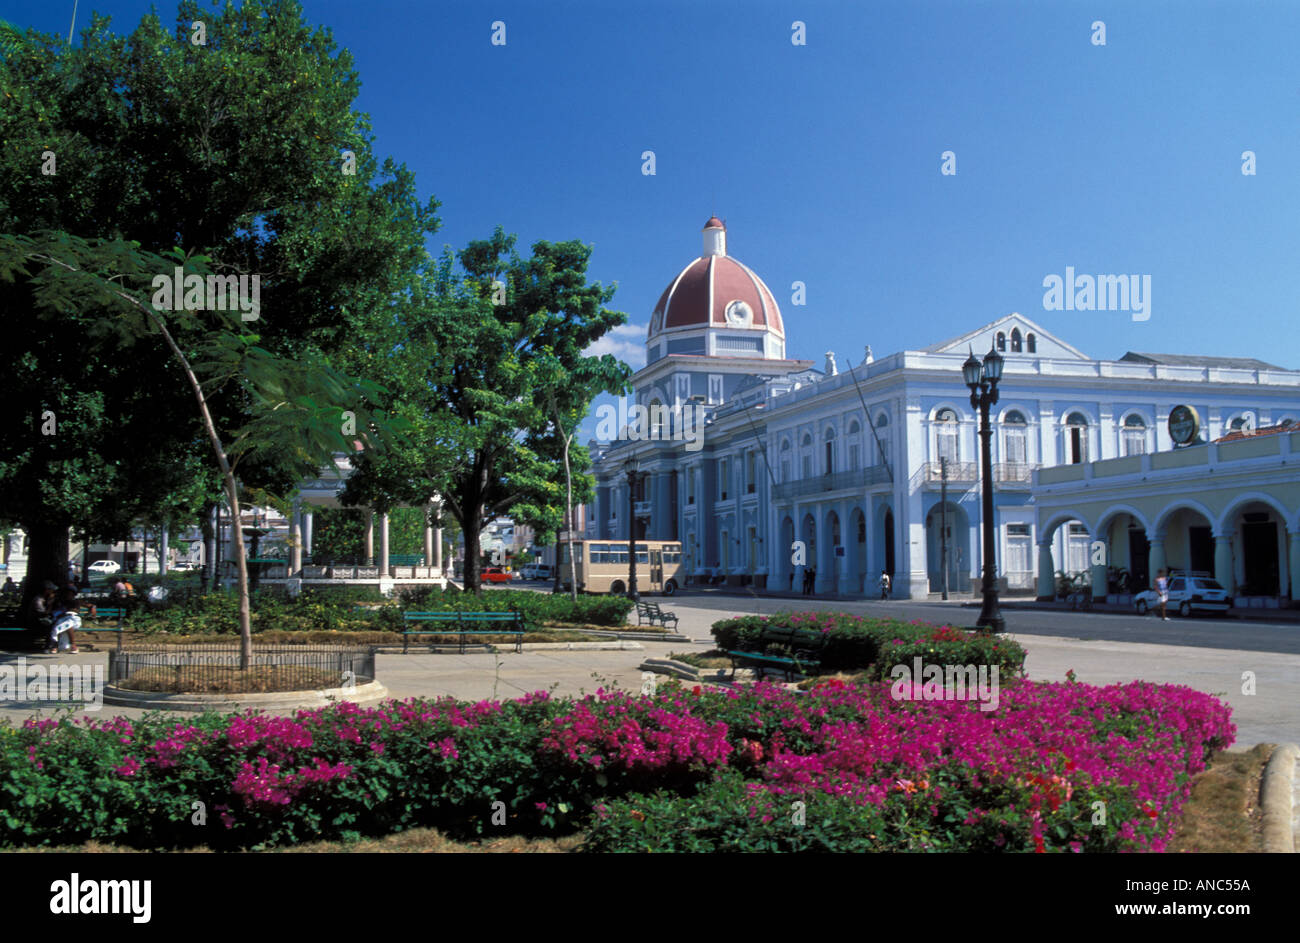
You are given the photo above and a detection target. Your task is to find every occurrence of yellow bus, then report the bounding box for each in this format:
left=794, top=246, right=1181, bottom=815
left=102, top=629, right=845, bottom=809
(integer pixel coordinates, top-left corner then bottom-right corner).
left=559, top=540, right=684, bottom=596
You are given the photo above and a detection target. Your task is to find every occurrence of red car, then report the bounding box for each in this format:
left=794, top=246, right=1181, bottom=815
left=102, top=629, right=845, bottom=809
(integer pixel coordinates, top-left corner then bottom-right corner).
left=481, top=567, right=514, bottom=583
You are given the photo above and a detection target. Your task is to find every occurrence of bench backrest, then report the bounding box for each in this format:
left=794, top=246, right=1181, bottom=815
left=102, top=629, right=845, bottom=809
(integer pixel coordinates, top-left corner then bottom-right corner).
left=405, top=610, right=522, bottom=621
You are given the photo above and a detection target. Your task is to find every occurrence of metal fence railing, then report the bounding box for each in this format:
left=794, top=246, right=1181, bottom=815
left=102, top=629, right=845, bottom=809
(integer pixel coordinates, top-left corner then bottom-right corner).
left=108, top=644, right=375, bottom=694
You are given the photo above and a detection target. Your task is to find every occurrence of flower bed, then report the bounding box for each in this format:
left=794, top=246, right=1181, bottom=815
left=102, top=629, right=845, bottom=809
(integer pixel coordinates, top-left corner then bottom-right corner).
left=1, top=675, right=1232, bottom=852
left=711, top=611, right=1026, bottom=677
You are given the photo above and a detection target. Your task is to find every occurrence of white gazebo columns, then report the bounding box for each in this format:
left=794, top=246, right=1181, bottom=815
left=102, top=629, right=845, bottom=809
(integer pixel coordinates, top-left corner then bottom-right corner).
left=364, top=510, right=375, bottom=565
left=290, top=499, right=303, bottom=573
left=303, top=509, right=314, bottom=559
left=379, top=512, right=390, bottom=577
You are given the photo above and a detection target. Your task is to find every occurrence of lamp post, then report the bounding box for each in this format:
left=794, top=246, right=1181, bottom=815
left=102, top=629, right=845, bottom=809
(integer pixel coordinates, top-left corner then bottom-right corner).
left=963, top=346, right=1005, bottom=634
left=625, top=457, right=641, bottom=600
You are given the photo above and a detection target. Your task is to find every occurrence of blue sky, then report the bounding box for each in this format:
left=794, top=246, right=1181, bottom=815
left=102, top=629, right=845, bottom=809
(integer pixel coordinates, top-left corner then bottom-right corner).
left=6, top=0, right=1299, bottom=440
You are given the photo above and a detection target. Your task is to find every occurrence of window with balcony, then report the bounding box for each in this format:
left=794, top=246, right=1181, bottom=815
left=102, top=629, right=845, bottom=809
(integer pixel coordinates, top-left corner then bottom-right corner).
left=1065, top=412, right=1089, bottom=464
left=1002, top=410, right=1028, bottom=465
left=875, top=414, right=890, bottom=468
left=934, top=408, right=959, bottom=464
left=780, top=440, right=792, bottom=483
left=1121, top=414, right=1147, bottom=456
left=824, top=427, right=836, bottom=475
left=848, top=420, right=862, bottom=470
left=801, top=434, right=813, bottom=479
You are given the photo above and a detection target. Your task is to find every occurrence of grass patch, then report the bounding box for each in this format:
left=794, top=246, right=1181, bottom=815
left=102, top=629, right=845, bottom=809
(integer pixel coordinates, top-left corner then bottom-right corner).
left=117, top=664, right=343, bottom=694
left=667, top=650, right=730, bottom=669
left=1167, top=744, right=1273, bottom=853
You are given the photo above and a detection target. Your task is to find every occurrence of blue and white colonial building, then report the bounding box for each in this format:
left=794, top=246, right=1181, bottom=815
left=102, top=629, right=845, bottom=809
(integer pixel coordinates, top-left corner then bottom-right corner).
left=586, top=217, right=1300, bottom=600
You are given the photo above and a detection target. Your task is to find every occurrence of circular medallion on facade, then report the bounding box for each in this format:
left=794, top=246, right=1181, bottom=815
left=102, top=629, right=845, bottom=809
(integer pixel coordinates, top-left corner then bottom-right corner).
left=1167, top=404, right=1201, bottom=445
left=725, top=299, right=752, bottom=326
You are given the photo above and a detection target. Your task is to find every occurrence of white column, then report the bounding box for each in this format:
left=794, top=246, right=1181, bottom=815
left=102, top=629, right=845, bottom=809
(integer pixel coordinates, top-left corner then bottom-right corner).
left=379, top=513, right=390, bottom=577
left=424, top=504, right=434, bottom=570
left=1036, top=541, right=1055, bottom=600
left=1149, top=538, right=1167, bottom=583
left=364, top=510, right=374, bottom=565
left=1215, top=535, right=1236, bottom=596
left=160, top=527, right=170, bottom=575
left=290, top=502, right=302, bottom=574
left=1288, top=531, right=1300, bottom=602
left=303, top=510, right=314, bottom=558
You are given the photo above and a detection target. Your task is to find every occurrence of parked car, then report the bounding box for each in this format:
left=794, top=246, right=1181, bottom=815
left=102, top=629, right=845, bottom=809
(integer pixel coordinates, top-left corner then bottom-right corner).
left=481, top=567, right=514, bottom=583
left=169, top=561, right=198, bottom=572
left=88, top=560, right=121, bottom=575
left=1134, top=573, right=1233, bottom=617
left=520, top=564, right=553, bottom=581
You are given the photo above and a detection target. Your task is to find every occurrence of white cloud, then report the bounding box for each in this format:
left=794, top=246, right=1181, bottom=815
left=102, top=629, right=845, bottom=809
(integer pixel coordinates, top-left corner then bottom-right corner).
left=584, top=322, right=647, bottom=369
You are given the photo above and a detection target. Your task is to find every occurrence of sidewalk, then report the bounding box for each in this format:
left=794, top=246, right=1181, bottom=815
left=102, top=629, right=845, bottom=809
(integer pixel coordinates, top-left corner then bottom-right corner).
left=683, top=584, right=1300, bottom=622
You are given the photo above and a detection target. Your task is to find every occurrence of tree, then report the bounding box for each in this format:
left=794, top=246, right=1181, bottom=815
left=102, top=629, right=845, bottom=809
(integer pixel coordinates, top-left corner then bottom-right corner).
left=0, top=233, right=394, bottom=664
left=340, top=229, right=630, bottom=593
left=0, top=1, right=439, bottom=605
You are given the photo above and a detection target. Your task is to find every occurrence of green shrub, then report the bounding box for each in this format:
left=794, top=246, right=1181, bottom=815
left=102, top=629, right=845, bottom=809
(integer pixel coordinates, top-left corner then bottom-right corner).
left=397, top=588, right=633, bottom=627
left=710, top=611, right=1025, bottom=677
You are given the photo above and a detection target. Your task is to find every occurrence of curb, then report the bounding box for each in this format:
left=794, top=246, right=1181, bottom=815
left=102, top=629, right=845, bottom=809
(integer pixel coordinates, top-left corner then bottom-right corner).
left=101, top=679, right=389, bottom=712
left=1260, top=742, right=1299, bottom=853
left=638, top=656, right=751, bottom=682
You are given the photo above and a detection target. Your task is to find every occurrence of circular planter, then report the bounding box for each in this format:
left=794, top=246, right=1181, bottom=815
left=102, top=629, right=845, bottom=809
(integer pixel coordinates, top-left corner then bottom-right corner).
left=101, top=679, right=389, bottom=712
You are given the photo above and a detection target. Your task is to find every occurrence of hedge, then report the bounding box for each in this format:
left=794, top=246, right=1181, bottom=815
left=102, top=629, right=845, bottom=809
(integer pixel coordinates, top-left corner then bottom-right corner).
left=710, top=611, right=1026, bottom=678
left=104, top=586, right=635, bottom=636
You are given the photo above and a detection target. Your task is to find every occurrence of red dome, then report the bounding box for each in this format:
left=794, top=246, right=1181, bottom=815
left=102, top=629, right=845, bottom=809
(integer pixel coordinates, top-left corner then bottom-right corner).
left=649, top=251, right=784, bottom=338
left=703, top=216, right=724, bottom=229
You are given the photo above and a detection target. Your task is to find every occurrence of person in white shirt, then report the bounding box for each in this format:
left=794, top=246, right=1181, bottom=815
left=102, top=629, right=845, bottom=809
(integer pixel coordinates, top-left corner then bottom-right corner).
left=1154, top=568, right=1169, bottom=621
left=879, top=569, right=891, bottom=600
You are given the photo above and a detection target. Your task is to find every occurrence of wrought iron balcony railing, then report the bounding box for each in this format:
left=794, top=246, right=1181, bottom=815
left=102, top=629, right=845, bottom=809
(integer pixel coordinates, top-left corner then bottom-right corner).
left=772, top=466, right=892, bottom=500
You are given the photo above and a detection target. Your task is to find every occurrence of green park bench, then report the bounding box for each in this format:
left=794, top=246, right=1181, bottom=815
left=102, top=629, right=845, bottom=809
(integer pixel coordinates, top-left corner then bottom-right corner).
left=726, top=625, right=827, bottom=683
left=402, top=610, right=527, bottom=654
left=635, top=600, right=678, bottom=630
left=0, top=625, right=36, bottom=650
left=79, top=606, right=129, bottom=651
left=389, top=554, right=424, bottom=567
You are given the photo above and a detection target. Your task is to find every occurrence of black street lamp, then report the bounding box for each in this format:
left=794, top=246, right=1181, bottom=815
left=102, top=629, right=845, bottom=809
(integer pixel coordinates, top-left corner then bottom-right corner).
left=963, top=345, right=1006, bottom=634
left=625, top=457, right=642, bottom=600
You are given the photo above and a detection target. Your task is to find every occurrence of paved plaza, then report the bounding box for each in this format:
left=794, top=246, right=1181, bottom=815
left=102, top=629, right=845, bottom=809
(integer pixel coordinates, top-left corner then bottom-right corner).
left=1, top=600, right=1296, bottom=747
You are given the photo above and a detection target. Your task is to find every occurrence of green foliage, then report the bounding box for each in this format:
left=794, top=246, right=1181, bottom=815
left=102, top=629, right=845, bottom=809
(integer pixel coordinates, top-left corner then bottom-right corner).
left=710, top=611, right=1026, bottom=677
left=582, top=774, right=895, bottom=853
left=338, top=229, right=631, bottom=593
left=396, top=587, right=634, bottom=627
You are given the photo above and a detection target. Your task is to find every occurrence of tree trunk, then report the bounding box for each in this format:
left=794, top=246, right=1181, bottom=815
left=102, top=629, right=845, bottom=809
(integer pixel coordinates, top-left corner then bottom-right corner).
left=561, top=432, right=578, bottom=603
left=19, top=521, right=68, bottom=615
left=461, top=503, right=482, bottom=594
left=223, top=479, right=253, bottom=666
left=201, top=502, right=217, bottom=592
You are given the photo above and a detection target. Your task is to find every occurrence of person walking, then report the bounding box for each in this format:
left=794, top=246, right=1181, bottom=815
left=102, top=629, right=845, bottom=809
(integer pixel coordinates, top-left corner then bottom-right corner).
left=879, top=569, right=891, bottom=600
left=1154, top=568, right=1169, bottom=621
left=806, top=566, right=816, bottom=596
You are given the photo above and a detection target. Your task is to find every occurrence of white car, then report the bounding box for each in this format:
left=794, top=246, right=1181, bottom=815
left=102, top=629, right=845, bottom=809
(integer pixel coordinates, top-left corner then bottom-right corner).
left=88, top=560, right=121, bottom=575
left=1135, top=574, right=1233, bottom=617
